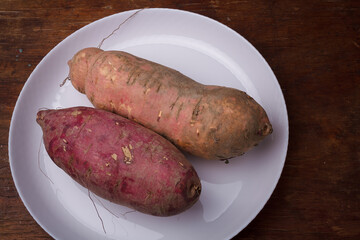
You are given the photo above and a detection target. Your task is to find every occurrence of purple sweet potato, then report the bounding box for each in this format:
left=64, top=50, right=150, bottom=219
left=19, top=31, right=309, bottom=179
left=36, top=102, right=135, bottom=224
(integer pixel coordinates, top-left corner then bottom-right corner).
left=36, top=106, right=201, bottom=216
left=67, top=48, right=272, bottom=160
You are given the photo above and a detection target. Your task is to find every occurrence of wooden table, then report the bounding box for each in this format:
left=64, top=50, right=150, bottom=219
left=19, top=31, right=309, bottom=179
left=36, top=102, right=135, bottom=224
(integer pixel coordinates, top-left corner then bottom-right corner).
left=1, top=1, right=359, bottom=239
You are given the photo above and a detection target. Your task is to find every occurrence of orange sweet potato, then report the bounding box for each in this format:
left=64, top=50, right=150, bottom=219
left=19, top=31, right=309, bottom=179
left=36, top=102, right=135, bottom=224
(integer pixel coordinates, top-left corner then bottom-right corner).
left=68, top=48, right=272, bottom=160
left=36, top=106, right=201, bottom=216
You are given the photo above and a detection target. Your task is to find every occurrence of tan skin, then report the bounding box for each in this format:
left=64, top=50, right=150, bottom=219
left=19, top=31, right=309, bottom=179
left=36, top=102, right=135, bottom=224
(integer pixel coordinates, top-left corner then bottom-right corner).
left=68, top=48, right=273, bottom=160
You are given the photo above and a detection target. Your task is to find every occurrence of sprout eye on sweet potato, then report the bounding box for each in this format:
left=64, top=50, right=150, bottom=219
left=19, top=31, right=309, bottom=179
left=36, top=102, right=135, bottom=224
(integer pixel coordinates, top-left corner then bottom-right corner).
left=36, top=106, right=201, bottom=216
left=68, top=48, right=273, bottom=160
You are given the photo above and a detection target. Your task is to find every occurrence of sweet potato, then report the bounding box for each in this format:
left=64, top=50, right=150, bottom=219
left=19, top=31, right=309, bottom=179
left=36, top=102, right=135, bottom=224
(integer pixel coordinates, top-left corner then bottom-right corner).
left=36, top=106, right=201, bottom=216
left=68, top=48, right=272, bottom=160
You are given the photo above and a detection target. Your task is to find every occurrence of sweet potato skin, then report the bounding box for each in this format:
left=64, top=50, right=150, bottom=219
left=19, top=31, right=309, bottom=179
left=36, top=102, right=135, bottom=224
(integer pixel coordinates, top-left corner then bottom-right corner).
left=68, top=48, right=273, bottom=159
left=36, top=107, right=201, bottom=216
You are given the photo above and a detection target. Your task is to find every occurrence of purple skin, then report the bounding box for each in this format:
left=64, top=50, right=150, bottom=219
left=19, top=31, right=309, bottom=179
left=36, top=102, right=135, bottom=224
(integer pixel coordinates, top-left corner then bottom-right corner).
left=36, top=106, right=201, bottom=216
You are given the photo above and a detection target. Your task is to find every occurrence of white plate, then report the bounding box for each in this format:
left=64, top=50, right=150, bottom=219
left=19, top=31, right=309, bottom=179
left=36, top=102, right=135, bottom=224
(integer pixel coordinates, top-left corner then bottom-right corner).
left=9, top=8, right=288, bottom=240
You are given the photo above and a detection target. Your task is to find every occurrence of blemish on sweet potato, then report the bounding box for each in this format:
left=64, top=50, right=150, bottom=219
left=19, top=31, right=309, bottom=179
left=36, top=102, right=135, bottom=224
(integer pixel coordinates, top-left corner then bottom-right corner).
left=176, top=102, right=184, bottom=120
left=68, top=156, right=74, bottom=166
left=209, top=127, right=220, bottom=143
left=169, top=96, right=179, bottom=110
left=85, top=167, right=92, bottom=178
left=191, top=97, right=202, bottom=121
left=111, top=153, right=118, bottom=161
left=84, top=143, right=93, bottom=154
left=89, top=94, right=95, bottom=103
left=157, top=110, right=162, bottom=122
left=120, top=177, right=135, bottom=194
left=118, top=103, right=132, bottom=117
left=107, top=60, right=117, bottom=71
left=191, top=184, right=201, bottom=198
left=121, top=145, right=133, bottom=164
left=127, top=66, right=140, bottom=85
left=156, top=83, right=162, bottom=92
left=141, top=75, right=151, bottom=88
left=114, top=179, right=121, bottom=189
left=71, top=110, right=82, bottom=116
left=144, top=88, right=151, bottom=95
left=145, top=191, right=153, bottom=201
left=109, top=100, right=116, bottom=112
left=100, top=66, right=110, bottom=76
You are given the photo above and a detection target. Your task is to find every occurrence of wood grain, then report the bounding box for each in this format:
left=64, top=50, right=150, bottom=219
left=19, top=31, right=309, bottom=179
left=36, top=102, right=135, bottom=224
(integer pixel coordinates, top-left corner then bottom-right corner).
left=1, top=0, right=359, bottom=239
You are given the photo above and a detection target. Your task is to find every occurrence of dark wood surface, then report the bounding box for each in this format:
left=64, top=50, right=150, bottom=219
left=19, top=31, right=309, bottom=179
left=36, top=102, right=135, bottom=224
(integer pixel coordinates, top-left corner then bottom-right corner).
left=1, top=0, right=359, bottom=239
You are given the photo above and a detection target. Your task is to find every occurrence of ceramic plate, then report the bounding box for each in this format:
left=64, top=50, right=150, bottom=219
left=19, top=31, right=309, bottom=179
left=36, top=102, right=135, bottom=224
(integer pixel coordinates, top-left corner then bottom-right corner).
left=9, top=8, right=288, bottom=240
